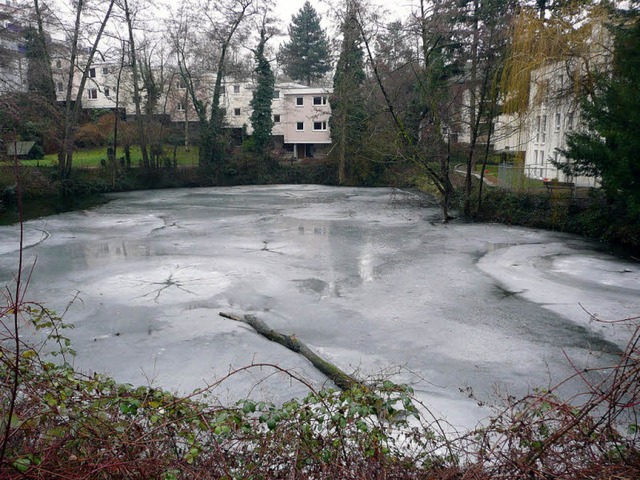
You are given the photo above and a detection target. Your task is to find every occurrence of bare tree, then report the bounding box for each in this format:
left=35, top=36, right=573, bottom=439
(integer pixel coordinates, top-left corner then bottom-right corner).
left=352, top=0, right=456, bottom=220
left=58, top=0, right=116, bottom=178
left=169, top=0, right=255, bottom=173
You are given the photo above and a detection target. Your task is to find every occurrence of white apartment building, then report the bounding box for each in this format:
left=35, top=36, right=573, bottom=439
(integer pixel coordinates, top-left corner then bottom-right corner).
left=166, top=78, right=332, bottom=159
left=0, top=1, right=27, bottom=94
left=491, top=61, right=599, bottom=187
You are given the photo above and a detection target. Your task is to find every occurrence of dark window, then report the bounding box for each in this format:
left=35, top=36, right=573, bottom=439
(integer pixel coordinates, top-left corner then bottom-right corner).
left=273, top=114, right=281, bottom=123
left=233, top=85, right=240, bottom=93
left=89, top=68, right=96, bottom=78
left=234, top=108, right=241, bottom=116
left=273, top=90, right=280, bottom=99
left=296, top=97, right=303, bottom=106
left=104, top=87, right=110, bottom=97
left=296, top=122, right=304, bottom=130
left=88, top=89, right=97, bottom=99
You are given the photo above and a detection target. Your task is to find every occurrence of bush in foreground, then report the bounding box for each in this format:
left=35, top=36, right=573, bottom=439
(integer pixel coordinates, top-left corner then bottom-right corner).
left=1, top=299, right=639, bottom=479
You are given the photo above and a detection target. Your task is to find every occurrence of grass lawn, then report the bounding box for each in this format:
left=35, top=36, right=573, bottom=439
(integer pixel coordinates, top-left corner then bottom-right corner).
left=475, top=163, right=545, bottom=189
left=35, top=145, right=200, bottom=168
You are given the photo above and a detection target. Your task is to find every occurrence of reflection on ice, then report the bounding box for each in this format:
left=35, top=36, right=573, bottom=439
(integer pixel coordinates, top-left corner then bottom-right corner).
left=0, top=185, right=638, bottom=429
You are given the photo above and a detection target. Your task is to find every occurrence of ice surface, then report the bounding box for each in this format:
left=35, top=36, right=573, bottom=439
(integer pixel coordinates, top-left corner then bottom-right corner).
left=0, top=185, right=638, bottom=429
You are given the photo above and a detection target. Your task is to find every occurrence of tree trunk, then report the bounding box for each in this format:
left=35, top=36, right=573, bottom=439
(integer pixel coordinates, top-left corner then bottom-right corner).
left=219, top=312, right=363, bottom=391
left=123, top=0, right=150, bottom=170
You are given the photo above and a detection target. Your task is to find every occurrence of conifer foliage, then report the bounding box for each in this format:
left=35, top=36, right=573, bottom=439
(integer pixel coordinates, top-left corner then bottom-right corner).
left=330, top=0, right=366, bottom=184
left=279, top=1, right=331, bottom=86
left=250, top=27, right=275, bottom=159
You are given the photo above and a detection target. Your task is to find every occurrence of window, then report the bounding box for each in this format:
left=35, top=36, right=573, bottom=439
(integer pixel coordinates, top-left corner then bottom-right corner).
left=555, top=112, right=561, bottom=131
left=273, top=114, right=281, bottom=123
left=313, top=121, right=327, bottom=131
left=296, top=97, right=303, bottom=106
left=89, top=67, right=96, bottom=78
left=535, top=116, right=540, bottom=143
left=104, top=86, right=110, bottom=97
left=55, top=59, right=61, bottom=69
left=102, top=67, right=109, bottom=75
left=234, top=108, right=241, bottom=116
left=87, top=89, right=98, bottom=99
left=567, top=113, right=574, bottom=130
left=273, top=90, right=280, bottom=99
left=220, top=85, right=226, bottom=94
left=233, top=84, right=240, bottom=93
left=541, top=115, right=547, bottom=143
left=313, top=96, right=327, bottom=105
left=177, top=101, right=185, bottom=111
left=56, top=81, right=63, bottom=92
left=553, top=151, right=559, bottom=165
left=296, top=122, right=304, bottom=131
left=533, top=150, right=538, bottom=165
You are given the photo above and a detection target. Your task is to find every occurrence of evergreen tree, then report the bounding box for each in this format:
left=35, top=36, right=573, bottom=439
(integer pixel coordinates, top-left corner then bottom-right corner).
left=279, top=1, right=331, bottom=86
left=23, top=26, right=56, bottom=104
left=250, top=27, right=275, bottom=159
left=329, top=0, right=366, bottom=184
left=557, top=18, right=640, bottom=218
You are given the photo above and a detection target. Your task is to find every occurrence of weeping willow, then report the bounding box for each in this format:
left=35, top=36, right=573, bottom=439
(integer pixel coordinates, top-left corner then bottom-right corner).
left=500, top=4, right=611, bottom=116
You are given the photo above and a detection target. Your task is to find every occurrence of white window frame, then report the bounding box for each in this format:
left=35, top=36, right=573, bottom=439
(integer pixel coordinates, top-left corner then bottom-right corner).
left=177, top=101, right=185, bottom=112
left=313, top=96, right=327, bottom=106
left=104, top=86, right=110, bottom=97
left=273, top=114, right=281, bottom=123
left=296, top=121, right=304, bottom=131
left=313, top=121, right=327, bottom=131
left=555, top=112, right=561, bottom=131
left=233, top=84, right=240, bottom=94
left=87, top=88, right=98, bottom=99
left=296, top=97, right=304, bottom=106
left=88, top=67, right=96, bottom=78
left=234, top=108, right=241, bottom=116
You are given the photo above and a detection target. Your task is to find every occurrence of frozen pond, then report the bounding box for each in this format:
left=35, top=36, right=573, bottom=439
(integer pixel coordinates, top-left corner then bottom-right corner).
left=1, top=185, right=638, bottom=428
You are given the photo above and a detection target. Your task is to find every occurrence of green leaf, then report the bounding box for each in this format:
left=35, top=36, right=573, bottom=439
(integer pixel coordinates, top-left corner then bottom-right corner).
left=13, top=457, right=31, bottom=473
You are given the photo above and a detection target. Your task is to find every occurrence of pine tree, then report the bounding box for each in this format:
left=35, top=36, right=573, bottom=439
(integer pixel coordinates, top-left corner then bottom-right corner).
left=279, top=1, right=331, bottom=86
left=329, top=0, right=366, bottom=184
left=250, top=27, right=275, bottom=159
left=23, top=26, right=56, bottom=104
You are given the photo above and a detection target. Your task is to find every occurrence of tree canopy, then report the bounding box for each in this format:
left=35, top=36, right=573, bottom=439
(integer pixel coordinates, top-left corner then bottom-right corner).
left=279, top=1, right=331, bottom=86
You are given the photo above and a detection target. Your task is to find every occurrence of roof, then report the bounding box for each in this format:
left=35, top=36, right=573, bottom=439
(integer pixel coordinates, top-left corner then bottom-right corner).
left=6, top=141, right=35, bottom=156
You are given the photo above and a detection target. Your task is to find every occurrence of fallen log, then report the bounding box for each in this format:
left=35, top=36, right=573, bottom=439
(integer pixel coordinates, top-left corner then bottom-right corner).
left=219, top=312, right=363, bottom=391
